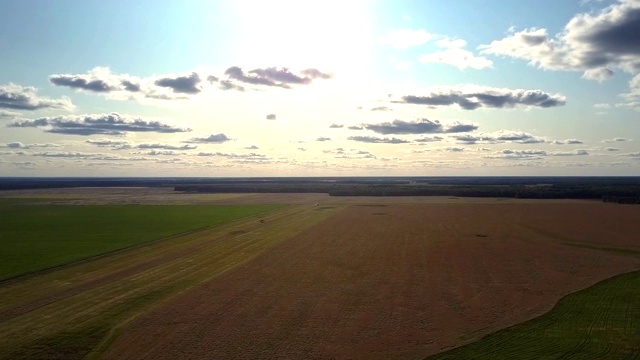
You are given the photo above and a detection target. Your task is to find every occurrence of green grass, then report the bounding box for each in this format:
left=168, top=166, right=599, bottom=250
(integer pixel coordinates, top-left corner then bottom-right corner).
left=1, top=284, right=177, bottom=360
left=0, top=199, right=280, bottom=280
left=427, top=270, right=640, bottom=359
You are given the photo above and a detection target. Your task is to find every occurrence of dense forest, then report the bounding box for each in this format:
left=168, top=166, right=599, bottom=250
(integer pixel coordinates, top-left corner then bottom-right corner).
left=1, top=177, right=639, bottom=202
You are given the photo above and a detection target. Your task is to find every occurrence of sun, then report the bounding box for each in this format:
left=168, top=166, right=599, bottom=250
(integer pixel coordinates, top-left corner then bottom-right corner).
left=231, top=0, right=372, bottom=72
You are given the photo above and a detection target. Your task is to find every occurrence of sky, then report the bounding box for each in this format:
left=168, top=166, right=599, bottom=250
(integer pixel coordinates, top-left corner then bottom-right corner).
left=1, top=0, right=639, bottom=177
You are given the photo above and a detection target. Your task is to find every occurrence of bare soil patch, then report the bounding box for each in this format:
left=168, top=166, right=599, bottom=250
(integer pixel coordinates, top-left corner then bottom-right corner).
left=103, top=203, right=640, bottom=359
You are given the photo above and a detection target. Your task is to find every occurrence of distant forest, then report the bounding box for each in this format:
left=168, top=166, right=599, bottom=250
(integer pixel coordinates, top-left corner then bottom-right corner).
left=1, top=176, right=639, bottom=202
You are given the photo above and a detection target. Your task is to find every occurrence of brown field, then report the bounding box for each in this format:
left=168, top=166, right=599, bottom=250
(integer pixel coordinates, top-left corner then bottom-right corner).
left=2, top=188, right=639, bottom=359
left=99, top=200, right=640, bottom=359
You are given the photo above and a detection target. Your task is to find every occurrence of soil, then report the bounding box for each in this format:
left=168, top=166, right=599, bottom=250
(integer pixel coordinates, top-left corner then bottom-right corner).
left=102, top=202, right=640, bottom=359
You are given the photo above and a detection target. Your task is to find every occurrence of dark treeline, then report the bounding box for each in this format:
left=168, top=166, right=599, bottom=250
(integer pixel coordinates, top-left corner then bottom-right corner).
left=1, top=177, right=640, bottom=201
left=327, top=184, right=640, bottom=200
left=174, top=179, right=640, bottom=201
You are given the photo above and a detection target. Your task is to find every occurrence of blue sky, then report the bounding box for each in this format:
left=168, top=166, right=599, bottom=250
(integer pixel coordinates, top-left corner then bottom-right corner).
left=1, top=0, right=638, bottom=176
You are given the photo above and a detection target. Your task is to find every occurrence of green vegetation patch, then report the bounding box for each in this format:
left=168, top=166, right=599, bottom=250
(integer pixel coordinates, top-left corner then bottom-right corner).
left=0, top=201, right=280, bottom=280
left=428, top=270, right=640, bottom=359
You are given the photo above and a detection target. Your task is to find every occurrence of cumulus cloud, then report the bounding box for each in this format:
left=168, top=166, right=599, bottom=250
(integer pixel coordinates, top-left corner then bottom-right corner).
left=137, top=143, right=197, bottom=150
left=266, top=114, right=276, bottom=120
left=621, top=73, right=640, bottom=106
left=223, top=66, right=331, bottom=89
left=85, top=139, right=132, bottom=149
left=50, top=67, right=191, bottom=100
left=348, top=135, right=409, bottom=144
left=197, top=151, right=268, bottom=161
left=185, top=133, right=233, bottom=144
left=316, top=137, right=331, bottom=142
left=414, top=136, right=444, bottom=143
left=50, top=74, right=118, bottom=92
left=8, top=113, right=190, bottom=136
left=0, top=142, right=26, bottom=149
left=364, top=118, right=478, bottom=135
left=50, top=67, right=138, bottom=93
left=0, top=84, right=74, bottom=111
left=481, top=1, right=640, bottom=80
left=421, top=38, right=493, bottom=70
left=32, top=151, right=122, bottom=160
left=582, top=68, right=615, bottom=82
left=0, top=110, right=20, bottom=119
left=154, top=72, right=201, bottom=94
left=213, top=78, right=245, bottom=91
left=452, top=130, right=547, bottom=144
left=0, top=142, right=60, bottom=149
left=484, top=149, right=547, bottom=160
left=484, top=148, right=589, bottom=159
left=322, top=148, right=376, bottom=159
left=329, top=123, right=344, bottom=128
left=396, top=85, right=566, bottom=110
left=348, top=125, right=364, bottom=130
left=552, top=138, right=584, bottom=144
left=380, top=29, right=433, bottom=48
left=245, top=145, right=259, bottom=150
left=417, top=146, right=466, bottom=153
left=549, top=150, right=589, bottom=156
left=49, top=66, right=330, bottom=101
left=142, top=150, right=183, bottom=156
left=603, top=137, right=631, bottom=142
left=371, top=106, right=392, bottom=111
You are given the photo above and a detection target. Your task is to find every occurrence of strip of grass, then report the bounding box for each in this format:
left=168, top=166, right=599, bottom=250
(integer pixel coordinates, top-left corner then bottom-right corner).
left=1, top=284, right=178, bottom=360
left=0, top=205, right=340, bottom=360
left=0, top=199, right=280, bottom=280
left=427, top=270, right=640, bottom=359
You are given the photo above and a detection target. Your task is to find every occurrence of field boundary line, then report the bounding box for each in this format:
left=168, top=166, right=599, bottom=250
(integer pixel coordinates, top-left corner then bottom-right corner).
left=426, top=269, right=640, bottom=359
left=0, top=205, right=286, bottom=286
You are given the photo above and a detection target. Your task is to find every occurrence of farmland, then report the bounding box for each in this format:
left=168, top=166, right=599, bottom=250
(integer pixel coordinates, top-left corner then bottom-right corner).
left=0, top=189, right=639, bottom=359
left=0, top=198, right=280, bottom=280
left=428, top=269, right=640, bottom=359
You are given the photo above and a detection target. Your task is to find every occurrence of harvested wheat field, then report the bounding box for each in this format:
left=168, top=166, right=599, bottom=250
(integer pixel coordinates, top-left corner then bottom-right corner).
left=103, top=202, right=640, bottom=359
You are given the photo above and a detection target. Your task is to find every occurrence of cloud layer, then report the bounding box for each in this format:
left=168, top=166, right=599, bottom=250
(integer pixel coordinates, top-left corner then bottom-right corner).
left=49, top=66, right=332, bottom=101
left=185, top=133, right=233, bottom=144
left=397, top=85, right=566, bottom=110
left=8, top=113, right=190, bottom=136
left=363, top=118, right=478, bottom=134
left=221, top=66, right=331, bottom=89
left=0, top=84, right=73, bottom=111
left=481, top=0, right=640, bottom=81
left=452, top=130, right=547, bottom=144
left=348, top=136, right=409, bottom=144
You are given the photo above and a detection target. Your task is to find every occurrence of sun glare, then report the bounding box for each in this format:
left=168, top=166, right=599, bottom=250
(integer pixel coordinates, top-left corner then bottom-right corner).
left=232, top=0, right=372, bottom=72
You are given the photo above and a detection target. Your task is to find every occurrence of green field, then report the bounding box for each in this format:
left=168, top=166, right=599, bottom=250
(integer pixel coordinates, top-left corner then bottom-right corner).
left=0, top=203, right=337, bottom=359
left=428, top=270, right=640, bottom=359
left=0, top=198, right=280, bottom=280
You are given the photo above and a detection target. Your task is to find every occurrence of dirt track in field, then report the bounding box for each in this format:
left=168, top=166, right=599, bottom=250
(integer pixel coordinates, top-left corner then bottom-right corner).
left=103, top=203, right=640, bottom=359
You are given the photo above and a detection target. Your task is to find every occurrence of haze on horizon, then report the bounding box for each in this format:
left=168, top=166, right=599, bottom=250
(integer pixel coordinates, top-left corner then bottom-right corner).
left=1, top=0, right=639, bottom=177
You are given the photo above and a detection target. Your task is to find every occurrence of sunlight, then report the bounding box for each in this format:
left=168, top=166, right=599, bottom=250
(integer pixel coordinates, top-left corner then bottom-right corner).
left=231, top=0, right=372, bottom=72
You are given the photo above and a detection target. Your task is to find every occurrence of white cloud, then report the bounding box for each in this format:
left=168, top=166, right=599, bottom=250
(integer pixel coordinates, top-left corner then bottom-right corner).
left=0, top=84, right=74, bottom=111
left=420, top=48, right=493, bottom=70
left=481, top=0, right=640, bottom=86
left=421, top=38, right=492, bottom=70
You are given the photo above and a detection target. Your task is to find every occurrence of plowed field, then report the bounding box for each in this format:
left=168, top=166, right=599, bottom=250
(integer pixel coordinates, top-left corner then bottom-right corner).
left=103, top=203, right=640, bottom=359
